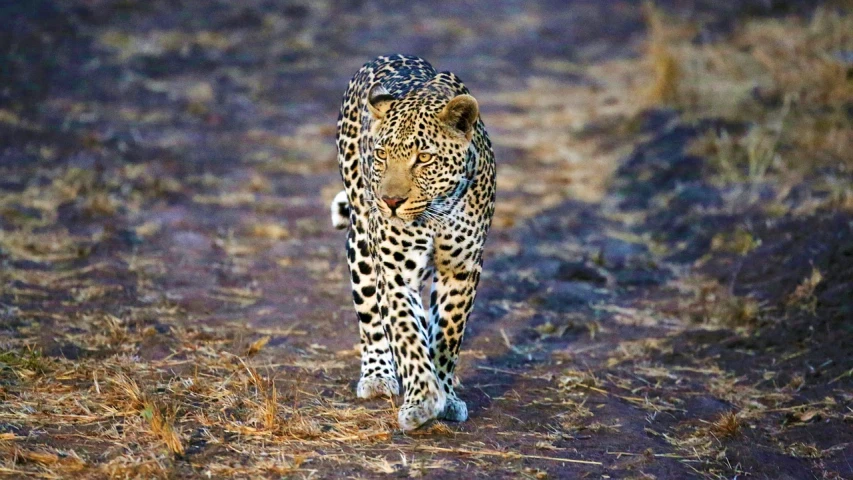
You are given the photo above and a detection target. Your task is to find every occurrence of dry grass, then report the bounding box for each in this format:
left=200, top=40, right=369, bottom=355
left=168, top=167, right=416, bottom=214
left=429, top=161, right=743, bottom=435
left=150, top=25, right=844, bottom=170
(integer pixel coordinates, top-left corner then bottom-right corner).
left=786, top=267, right=823, bottom=313
left=249, top=223, right=291, bottom=240
left=709, top=226, right=762, bottom=256
left=483, top=57, right=650, bottom=227
left=709, top=411, right=742, bottom=439
left=0, top=306, right=407, bottom=477
left=643, top=2, right=687, bottom=106
left=644, top=3, right=853, bottom=190
left=681, top=276, right=763, bottom=328
left=111, top=374, right=185, bottom=456
left=0, top=214, right=411, bottom=476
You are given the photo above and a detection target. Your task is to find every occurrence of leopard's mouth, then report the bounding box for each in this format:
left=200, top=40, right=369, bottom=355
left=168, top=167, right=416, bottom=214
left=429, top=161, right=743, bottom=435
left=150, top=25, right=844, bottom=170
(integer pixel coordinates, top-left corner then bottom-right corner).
left=386, top=209, right=424, bottom=223
left=374, top=197, right=428, bottom=223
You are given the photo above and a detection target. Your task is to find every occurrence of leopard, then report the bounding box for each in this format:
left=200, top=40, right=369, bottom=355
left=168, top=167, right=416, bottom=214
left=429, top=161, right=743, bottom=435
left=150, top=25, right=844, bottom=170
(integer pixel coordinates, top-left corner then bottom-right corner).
left=330, top=54, right=496, bottom=431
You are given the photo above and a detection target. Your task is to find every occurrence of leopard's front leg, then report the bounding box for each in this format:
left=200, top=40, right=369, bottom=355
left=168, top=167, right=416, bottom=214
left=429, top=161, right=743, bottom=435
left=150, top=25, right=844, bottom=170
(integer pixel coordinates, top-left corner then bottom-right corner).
left=345, top=228, right=400, bottom=400
left=372, top=223, right=445, bottom=431
left=429, top=238, right=484, bottom=422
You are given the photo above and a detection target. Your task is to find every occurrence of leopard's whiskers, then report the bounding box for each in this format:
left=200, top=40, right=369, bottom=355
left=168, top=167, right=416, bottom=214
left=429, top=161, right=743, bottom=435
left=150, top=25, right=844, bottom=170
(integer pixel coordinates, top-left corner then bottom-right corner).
left=423, top=206, right=451, bottom=229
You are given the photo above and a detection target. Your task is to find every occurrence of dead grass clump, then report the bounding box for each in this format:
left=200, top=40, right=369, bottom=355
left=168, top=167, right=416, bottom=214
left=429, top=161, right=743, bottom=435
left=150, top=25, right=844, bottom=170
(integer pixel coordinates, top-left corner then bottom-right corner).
left=110, top=373, right=145, bottom=407
left=258, top=381, right=278, bottom=432
left=0, top=227, right=89, bottom=263
left=709, top=411, right=742, bottom=439
left=0, top=346, right=52, bottom=379
left=146, top=405, right=185, bottom=456
left=558, top=369, right=602, bottom=391
left=691, top=104, right=789, bottom=184
left=279, top=410, right=323, bottom=440
left=706, top=373, right=793, bottom=412
left=231, top=359, right=282, bottom=433
left=111, top=374, right=185, bottom=456
left=785, top=442, right=824, bottom=459
left=523, top=467, right=550, bottom=479
left=250, top=223, right=290, bottom=240
left=744, top=8, right=853, bottom=108
left=583, top=421, right=621, bottom=434
left=606, top=338, right=671, bottom=367
left=684, top=278, right=762, bottom=328
left=82, top=192, right=119, bottom=217
left=17, top=449, right=61, bottom=466
left=786, top=267, right=823, bottom=313
left=101, top=454, right=169, bottom=479
left=710, top=226, right=761, bottom=256
left=1, top=447, right=87, bottom=474
left=555, top=399, right=595, bottom=431
left=709, top=291, right=761, bottom=328
left=650, top=5, right=852, bottom=118
left=642, top=2, right=688, bottom=106
left=245, top=335, right=271, bottom=357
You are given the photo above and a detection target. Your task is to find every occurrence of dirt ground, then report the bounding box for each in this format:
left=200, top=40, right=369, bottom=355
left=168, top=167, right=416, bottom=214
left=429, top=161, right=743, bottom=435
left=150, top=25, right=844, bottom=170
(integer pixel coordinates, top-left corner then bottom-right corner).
left=1, top=1, right=852, bottom=478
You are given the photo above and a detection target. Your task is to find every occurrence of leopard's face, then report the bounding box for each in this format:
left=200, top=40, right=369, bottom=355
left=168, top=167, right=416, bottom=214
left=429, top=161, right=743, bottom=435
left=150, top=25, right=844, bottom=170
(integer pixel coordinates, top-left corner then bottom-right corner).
left=368, top=90, right=479, bottom=224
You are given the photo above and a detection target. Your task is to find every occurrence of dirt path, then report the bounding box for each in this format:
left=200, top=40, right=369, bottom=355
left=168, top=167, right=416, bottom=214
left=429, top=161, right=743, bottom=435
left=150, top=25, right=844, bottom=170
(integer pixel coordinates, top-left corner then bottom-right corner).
left=2, top=1, right=851, bottom=478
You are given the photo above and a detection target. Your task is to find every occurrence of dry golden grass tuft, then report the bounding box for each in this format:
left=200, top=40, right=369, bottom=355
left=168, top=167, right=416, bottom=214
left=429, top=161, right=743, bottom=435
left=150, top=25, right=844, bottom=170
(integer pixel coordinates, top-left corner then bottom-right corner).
left=710, top=411, right=742, bottom=439
left=0, top=227, right=88, bottom=263
left=687, top=278, right=762, bottom=328
left=148, top=406, right=186, bottom=456
left=82, top=192, right=119, bottom=217
left=261, top=382, right=278, bottom=431
left=642, top=1, right=687, bottom=106
left=250, top=222, right=290, bottom=240
left=710, top=226, right=761, bottom=256
left=245, top=335, right=271, bottom=356
left=786, top=267, right=823, bottom=313
left=111, top=374, right=185, bottom=455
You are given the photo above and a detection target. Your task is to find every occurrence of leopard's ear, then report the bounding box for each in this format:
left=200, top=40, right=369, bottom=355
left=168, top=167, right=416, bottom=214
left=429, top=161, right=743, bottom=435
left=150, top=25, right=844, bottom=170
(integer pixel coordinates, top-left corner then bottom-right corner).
left=439, top=94, right=479, bottom=140
left=367, top=84, right=396, bottom=120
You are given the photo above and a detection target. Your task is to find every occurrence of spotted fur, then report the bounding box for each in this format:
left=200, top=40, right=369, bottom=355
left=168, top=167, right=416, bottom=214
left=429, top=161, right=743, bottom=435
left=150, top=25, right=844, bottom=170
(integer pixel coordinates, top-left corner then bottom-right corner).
left=332, top=55, right=496, bottom=430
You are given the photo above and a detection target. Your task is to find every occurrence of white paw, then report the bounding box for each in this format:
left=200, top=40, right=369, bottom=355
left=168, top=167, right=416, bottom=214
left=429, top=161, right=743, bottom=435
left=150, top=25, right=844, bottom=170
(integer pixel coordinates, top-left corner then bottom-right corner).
left=397, top=393, right=446, bottom=431
left=330, top=190, right=350, bottom=230
left=438, top=396, right=468, bottom=422
left=357, top=375, right=399, bottom=399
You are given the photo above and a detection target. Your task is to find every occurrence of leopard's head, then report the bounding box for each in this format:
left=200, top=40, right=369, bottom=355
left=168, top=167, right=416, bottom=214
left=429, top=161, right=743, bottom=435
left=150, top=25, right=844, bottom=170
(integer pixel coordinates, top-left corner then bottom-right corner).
left=367, top=81, right=479, bottom=224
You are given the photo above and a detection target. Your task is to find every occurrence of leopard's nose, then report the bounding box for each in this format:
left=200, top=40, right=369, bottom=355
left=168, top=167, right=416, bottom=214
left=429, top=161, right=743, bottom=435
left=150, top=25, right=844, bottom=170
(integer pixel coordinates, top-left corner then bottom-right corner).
left=382, top=196, right=407, bottom=210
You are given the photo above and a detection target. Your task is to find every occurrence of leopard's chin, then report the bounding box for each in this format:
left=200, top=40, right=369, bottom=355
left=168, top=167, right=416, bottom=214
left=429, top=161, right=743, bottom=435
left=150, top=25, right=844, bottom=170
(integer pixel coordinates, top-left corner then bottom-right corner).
left=377, top=210, right=413, bottom=226
left=377, top=207, right=425, bottom=225
left=389, top=215, right=420, bottom=227
left=396, top=209, right=427, bottom=225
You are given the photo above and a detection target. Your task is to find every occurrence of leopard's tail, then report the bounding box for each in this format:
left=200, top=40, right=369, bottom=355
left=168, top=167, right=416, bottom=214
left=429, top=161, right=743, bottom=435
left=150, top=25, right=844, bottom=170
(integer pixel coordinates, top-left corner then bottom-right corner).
left=330, top=190, right=350, bottom=230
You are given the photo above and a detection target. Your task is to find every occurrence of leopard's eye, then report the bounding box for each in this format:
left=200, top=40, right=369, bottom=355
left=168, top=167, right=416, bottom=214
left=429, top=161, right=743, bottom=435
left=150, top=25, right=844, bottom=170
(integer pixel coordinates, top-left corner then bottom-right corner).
left=416, top=152, right=434, bottom=164
left=374, top=149, right=387, bottom=161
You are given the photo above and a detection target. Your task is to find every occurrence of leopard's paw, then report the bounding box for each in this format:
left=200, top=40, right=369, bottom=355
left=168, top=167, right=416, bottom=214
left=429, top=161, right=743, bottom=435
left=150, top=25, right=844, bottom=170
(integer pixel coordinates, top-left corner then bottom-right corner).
left=438, top=396, right=468, bottom=422
left=357, top=375, right=399, bottom=399
left=398, top=393, right=446, bottom=431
